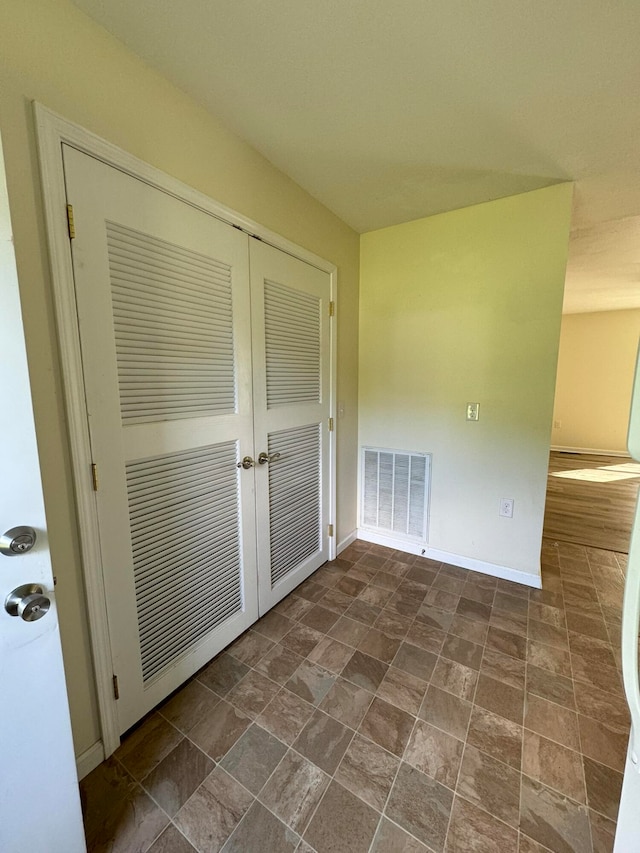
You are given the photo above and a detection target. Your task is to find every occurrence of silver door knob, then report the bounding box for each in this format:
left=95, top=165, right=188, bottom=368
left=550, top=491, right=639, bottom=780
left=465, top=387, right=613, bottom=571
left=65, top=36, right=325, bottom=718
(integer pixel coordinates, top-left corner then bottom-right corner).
left=5, top=584, right=51, bottom=622
left=236, top=456, right=255, bottom=469
left=258, top=452, right=281, bottom=465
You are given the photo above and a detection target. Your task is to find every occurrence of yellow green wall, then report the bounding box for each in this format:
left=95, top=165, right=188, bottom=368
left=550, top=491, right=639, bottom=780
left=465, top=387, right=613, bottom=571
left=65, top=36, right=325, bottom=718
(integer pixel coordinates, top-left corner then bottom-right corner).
left=359, top=185, right=573, bottom=579
left=553, top=309, right=640, bottom=453
left=0, top=0, right=359, bottom=759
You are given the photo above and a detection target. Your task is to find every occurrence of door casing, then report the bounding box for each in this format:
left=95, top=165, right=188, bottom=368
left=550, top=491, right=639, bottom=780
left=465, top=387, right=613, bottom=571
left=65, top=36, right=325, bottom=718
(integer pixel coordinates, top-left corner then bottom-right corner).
left=34, top=102, right=337, bottom=767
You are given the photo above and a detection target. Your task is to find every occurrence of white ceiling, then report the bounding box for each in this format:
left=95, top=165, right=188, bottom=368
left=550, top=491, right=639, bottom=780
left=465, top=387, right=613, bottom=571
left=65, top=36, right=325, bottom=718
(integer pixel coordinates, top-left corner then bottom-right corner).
left=71, top=0, right=640, bottom=314
left=565, top=216, right=640, bottom=314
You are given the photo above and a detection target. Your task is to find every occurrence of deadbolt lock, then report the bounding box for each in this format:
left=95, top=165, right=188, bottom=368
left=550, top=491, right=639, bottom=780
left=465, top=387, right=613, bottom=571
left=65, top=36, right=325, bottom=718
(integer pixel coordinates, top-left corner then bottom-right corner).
left=0, top=526, right=37, bottom=557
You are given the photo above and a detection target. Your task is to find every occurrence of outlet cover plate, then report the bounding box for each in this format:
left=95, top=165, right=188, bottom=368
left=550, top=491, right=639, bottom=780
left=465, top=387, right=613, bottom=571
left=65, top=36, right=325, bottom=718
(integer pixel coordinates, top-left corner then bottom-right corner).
left=500, top=498, right=514, bottom=518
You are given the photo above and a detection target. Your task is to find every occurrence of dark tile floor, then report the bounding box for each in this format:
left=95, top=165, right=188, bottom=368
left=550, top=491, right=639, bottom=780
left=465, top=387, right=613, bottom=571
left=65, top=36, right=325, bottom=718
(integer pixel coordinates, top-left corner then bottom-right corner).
left=81, top=538, right=629, bottom=852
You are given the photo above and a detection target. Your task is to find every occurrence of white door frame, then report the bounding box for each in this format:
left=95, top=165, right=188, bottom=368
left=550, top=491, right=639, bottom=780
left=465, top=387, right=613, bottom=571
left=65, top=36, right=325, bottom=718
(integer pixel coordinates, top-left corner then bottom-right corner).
left=34, top=102, right=338, bottom=762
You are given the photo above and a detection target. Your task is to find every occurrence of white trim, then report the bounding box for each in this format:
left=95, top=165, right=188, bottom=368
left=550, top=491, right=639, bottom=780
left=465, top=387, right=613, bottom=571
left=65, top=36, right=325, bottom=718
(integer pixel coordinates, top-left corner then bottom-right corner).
left=357, top=529, right=542, bottom=588
left=328, top=281, right=337, bottom=562
left=33, top=102, right=338, bottom=757
left=337, top=530, right=357, bottom=555
left=34, top=107, right=121, bottom=758
left=76, top=741, right=104, bottom=781
left=551, top=445, right=631, bottom=458
left=357, top=528, right=428, bottom=556
left=34, top=105, right=335, bottom=274
left=425, top=546, right=542, bottom=589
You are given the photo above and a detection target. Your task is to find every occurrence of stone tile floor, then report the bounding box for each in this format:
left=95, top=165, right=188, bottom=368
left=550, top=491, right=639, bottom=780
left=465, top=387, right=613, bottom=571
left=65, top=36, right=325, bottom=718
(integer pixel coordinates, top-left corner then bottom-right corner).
left=81, top=538, right=629, bottom=852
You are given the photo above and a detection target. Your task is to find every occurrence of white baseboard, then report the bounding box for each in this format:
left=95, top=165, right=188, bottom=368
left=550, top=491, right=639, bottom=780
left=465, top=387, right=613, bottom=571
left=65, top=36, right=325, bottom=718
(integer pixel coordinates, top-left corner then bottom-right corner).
left=337, top=530, right=357, bottom=555
left=357, top=528, right=427, bottom=556
left=551, top=445, right=630, bottom=458
left=76, top=740, right=104, bottom=781
left=425, top=546, right=542, bottom=589
left=357, top=529, right=541, bottom=589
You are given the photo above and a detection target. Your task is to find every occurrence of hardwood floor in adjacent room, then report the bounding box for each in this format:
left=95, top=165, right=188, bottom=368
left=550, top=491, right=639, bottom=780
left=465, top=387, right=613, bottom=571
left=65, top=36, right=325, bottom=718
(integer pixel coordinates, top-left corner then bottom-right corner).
left=543, top=451, right=640, bottom=553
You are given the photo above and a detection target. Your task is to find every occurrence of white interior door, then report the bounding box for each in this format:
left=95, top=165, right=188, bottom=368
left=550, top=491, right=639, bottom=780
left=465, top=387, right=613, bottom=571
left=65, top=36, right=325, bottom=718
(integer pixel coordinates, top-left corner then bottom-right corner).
left=250, top=240, right=331, bottom=612
left=63, top=145, right=259, bottom=734
left=615, top=346, right=640, bottom=851
left=0, top=139, right=85, bottom=850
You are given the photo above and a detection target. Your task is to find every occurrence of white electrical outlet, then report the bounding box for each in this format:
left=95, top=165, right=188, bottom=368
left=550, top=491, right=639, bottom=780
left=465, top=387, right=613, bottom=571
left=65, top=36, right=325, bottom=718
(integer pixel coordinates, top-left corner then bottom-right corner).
left=466, top=402, right=480, bottom=421
left=500, top=498, right=514, bottom=518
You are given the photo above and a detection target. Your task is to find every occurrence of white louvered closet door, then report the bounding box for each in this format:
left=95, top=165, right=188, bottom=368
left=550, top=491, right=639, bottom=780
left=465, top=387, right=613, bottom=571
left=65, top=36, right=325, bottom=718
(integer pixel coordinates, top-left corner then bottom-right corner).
left=250, top=241, right=331, bottom=613
left=62, top=146, right=258, bottom=733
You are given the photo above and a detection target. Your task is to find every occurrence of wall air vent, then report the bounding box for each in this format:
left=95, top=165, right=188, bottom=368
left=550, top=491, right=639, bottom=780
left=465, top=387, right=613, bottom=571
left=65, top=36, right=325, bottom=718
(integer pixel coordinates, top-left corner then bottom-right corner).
left=360, top=447, right=430, bottom=542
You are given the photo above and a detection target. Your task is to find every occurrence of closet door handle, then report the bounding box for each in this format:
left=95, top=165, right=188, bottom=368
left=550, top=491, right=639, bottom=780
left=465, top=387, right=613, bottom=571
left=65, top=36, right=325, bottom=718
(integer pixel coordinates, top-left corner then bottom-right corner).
left=237, top=456, right=255, bottom=469
left=258, top=452, right=281, bottom=465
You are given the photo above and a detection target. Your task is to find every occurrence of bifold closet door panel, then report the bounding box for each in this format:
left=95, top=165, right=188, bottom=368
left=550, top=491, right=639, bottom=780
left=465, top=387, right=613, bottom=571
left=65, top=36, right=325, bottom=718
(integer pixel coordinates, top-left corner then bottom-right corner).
left=62, top=145, right=259, bottom=733
left=249, top=240, right=331, bottom=613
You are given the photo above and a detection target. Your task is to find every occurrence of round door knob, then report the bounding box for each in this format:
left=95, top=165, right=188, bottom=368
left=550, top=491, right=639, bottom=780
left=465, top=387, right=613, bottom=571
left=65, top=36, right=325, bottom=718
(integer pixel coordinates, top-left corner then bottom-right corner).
left=5, top=584, right=51, bottom=622
left=18, top=593, right=51, bottom=622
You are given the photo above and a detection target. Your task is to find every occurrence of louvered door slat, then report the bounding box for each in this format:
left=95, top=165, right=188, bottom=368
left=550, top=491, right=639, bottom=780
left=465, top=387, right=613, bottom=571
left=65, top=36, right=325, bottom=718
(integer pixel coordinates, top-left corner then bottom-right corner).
left=133, top=522, right=241, bottom=574
left=138, top=574, right=240, bottom=632
left=268, top=423, right=322, bottom=585
left=111, top=280, right=233, bottom=313
left=136, top=556, right=240, bottom=597
left=111, top=265, right=234, bottom=297
left=108, top=223, right=233, bottom=276
left=112, top=297, right=233, bottom=326
left=126, top=441, right=242, bottom=683
left=131, top=500, right=239, bottom=534
left=139, top=600, right=242, bottom=676
left=107, top=222, right=237, bottom=423
left=264, top=280, right=321, bottom=407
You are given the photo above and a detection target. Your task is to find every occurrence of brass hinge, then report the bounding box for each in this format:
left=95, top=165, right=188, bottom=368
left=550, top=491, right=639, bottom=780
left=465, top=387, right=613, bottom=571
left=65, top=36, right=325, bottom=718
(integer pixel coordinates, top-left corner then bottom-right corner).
left=91, top=462, right=99, bottom=491
left=112, top=674, right=119, bottom=700
left=327, top=523, right=334, bottom=537
left=66, top=204, right=76, bottom=239
left=328, top=417, right=334, bottom=432
left=329, top=301, right=335, bottom=317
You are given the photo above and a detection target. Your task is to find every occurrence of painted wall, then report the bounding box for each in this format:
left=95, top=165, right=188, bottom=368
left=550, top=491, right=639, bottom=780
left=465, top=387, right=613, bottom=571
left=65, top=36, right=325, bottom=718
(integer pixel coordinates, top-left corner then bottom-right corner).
left=359, top=185, right=573, bottom=580
left=552, top=309, right=640, bottom=453
left=0, top=0, right=359, bottom=758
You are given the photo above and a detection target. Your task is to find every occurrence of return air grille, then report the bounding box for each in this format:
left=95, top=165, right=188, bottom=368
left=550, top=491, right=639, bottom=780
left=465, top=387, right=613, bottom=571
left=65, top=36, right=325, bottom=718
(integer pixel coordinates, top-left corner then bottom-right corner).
left=107, top=221, right=236, bottom=424
left=361, top=448, right=430, bottom=541
left=126, top=441, right=243, bottom=683
left=268, top=423, right=322, bottom=585
left=264, top=279, right=321, bottom=408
